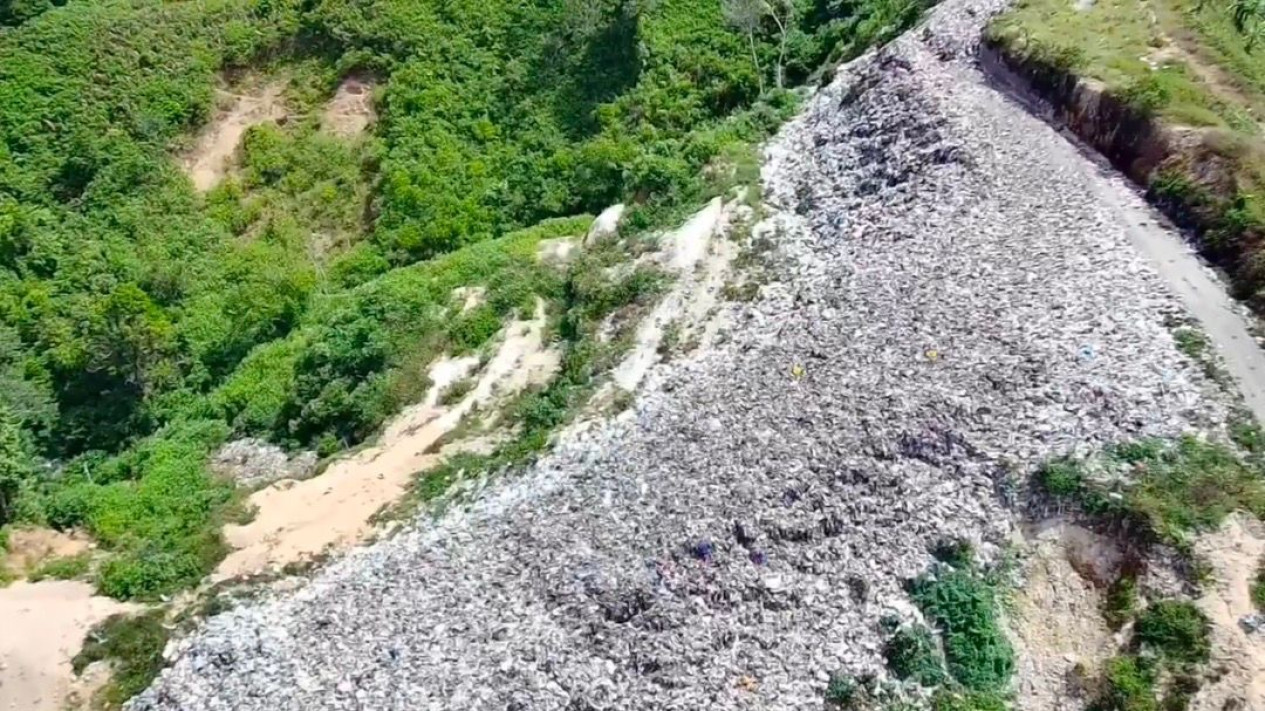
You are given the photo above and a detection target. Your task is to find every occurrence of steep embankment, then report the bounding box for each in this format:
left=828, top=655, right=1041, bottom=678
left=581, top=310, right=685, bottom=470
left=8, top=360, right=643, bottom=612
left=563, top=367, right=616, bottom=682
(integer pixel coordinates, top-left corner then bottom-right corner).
left=132, top=0, right=1264, bottom=709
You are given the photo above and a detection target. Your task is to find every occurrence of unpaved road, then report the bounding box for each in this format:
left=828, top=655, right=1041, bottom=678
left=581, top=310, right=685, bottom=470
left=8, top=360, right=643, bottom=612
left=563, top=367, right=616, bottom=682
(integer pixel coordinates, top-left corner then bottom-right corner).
left=1103, top=180, right=1265, bottom=420
left=134, top=0, right=1256, bottom=708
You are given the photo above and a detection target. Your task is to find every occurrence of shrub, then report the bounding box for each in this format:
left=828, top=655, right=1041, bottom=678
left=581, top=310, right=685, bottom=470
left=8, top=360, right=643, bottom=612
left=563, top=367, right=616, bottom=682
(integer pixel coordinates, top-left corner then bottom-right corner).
left=884, top=624, right=948, bottom=687
left=1035, top=458, right=1085, bottom=498
left=439, top=377, right=476, bottom=407
left=930, top=689, right=1010, bottom=711
left=1103, top=574, right=1138, bottom=631
left=72, top=611, right=169, bottom=709
left=1133, top=601, right=1211, bottom=664
left=907, top=564, right=1014, bottom=693
left=447, top=304, right=503, bottom=354
left=1090, top=655, right=1157, bottom=711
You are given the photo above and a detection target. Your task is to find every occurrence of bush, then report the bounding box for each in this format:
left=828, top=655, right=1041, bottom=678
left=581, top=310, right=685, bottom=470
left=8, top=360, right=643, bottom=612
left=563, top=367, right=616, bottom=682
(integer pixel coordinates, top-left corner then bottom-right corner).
left=1103, top=575, right=1138, bottom=631
left=907, top=563, right=1014, bottom=693
left=72, top=611, right=169, bottom=709
left=1133, top=601, right=1211, bottom=665
left=884, top=624, right=948, bottom=687
left=1090, top=655, right=1157, bottom=711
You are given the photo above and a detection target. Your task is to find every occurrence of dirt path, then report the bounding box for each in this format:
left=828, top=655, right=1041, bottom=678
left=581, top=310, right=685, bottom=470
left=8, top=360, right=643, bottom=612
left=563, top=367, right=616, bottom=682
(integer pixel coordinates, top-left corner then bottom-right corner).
left=182, top=82, right=286, bottom=192
left=609, top=197, right=736, bottom=392
left=214, top=300, right=559, bottom=579
left=0, top=581, right=136, bottom=711
left=988, top=60, right=1265, bottom=426
left=1089, top=168, right=1265, bottom=423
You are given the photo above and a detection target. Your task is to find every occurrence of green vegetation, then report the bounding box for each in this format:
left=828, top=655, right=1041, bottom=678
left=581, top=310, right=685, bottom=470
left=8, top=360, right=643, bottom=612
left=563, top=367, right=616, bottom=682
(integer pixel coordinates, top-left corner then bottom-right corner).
left=1171, top=327, right=1210, bottom=362
left=1091, top=655, right=1158, bottom=711
left=0, top=0, right=932, bottom=603
left=29, top=550, right=92, bottom=581
left=1086, top=601, right=1210, bottom=711
left=1133, top=600, right=1211, bottom=664
left=830, top=548, right=1014, bottom=710
left=907, top=558, right=1015, bottom=694
left=986, top=0, right=1265, bottom=310
left=438, top=377, right=477, bottom=407
left=884, top=623, right=948, bottom=687
left=72, top=611, right=169, bottom=709
left=1035, top=437, right=1265, bottom=549
left=1102, top=574, right=1138, bottom=631
left=386, top=236, right=675, bottom=515
left=929, top=689, right=1010, bottom=711
left=1254, top=556, right=1265, bottom=609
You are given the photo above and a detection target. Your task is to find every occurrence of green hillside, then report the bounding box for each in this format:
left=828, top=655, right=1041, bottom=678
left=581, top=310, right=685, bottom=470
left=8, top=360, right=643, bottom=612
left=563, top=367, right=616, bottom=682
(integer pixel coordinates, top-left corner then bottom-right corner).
left=0, top=0, right=928, bottom=600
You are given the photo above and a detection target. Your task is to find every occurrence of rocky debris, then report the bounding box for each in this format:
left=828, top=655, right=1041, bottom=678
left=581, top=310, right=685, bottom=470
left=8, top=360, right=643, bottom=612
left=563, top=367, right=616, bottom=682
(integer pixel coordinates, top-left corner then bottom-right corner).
left=210, top=439, right=317, bottom=490
left=132, top=0, right=1239, bottom=708
left=584, top=203, right=626, bottom=247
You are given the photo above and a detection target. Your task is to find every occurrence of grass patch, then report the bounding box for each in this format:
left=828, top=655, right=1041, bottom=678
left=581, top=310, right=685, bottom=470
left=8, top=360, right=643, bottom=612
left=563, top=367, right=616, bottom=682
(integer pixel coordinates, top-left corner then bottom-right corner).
left=1090, top=654, right=1158, bottom=711
left=1172, top=327, right=1211, bottom=362
left=1253, top=557, right=1265, bottom=610
left=930, top=689, right=1011, bottom=711
left=387, top=235, right=677, bottom=517
left=986, top=0, right=1265, bottom=126
left=1089, top=613, right=1210, bottom=710
left=986, top=0, right=1265, bottom=310
left=1035, top=437, right=1265, bottom=548
left=72, top=611, right=169, bottom=710
left=29, top=551, right=92, bottom=582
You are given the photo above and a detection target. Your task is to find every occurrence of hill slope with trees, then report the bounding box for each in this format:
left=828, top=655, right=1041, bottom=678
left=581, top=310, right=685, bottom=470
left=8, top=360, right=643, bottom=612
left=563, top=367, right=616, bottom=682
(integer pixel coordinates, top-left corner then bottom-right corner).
left=0, top=0, right=928, bottom=601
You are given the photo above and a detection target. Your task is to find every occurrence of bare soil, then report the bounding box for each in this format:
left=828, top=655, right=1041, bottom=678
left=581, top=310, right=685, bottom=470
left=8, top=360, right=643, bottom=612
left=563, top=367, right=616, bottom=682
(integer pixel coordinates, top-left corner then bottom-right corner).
left=182, top=81, right=287, bottom=192
left=0, top=581, right=136, bottom=711
left=1191, top=514, right=1265, bottom=711
left=2, top=527, right=91, bottom=579
left=321, top=75, right=375, bottom=139
left=214, top=301, right=559, bottom=579
left=1010, top=522, right=1120, bottom=711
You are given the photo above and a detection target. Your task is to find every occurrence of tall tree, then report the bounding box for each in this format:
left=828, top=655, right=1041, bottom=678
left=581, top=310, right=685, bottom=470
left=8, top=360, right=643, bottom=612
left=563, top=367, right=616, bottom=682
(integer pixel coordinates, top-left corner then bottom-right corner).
left=721, top=0, right=796, bottom=89
left=0, top=405, right=28, bottom=526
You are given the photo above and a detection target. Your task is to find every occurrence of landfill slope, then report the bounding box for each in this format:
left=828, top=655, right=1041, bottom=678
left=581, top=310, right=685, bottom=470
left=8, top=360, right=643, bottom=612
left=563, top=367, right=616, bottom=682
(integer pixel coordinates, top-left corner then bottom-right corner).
left=131, top=0, right=1246, bottom=708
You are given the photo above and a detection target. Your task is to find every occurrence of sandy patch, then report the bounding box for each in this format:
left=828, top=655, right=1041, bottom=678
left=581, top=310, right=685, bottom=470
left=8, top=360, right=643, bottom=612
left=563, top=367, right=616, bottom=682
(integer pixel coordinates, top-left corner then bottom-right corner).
left=3, top=527, right=91, bottom=578
left=214, top=300, right=559, bottom=579
left=0, top=581, right=136, bottom=711
left=1010, top=522, right=1119, bottom=711
left=537, top=237, right=579, bottom=264
left=1190, top=514, right=1265, bottom=711
left=182, top=81, right=287, bottom=192
left=608, top=197, right=739, bottom=393
left=451, top=286, right=487, bottom=314
left=322, top=75, right=375, bottom=139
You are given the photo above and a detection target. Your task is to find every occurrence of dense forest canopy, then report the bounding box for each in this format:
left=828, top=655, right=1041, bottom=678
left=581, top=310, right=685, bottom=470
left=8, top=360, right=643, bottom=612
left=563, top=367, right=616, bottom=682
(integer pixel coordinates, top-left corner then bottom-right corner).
left=0, top=0, right=927, bottom=599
